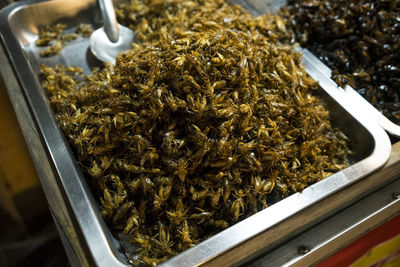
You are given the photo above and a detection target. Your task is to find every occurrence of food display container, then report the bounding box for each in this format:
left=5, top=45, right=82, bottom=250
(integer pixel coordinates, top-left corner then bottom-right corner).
left=0, top=0, right=394, bottom=266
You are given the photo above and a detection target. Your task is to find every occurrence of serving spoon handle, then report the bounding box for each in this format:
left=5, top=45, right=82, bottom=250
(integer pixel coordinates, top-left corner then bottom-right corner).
left=99, top=0, right=119, bottom=43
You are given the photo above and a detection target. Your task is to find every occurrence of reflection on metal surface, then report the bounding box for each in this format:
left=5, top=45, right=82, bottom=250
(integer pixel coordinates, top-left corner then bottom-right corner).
left=90, top=24, right=134, bottom=64
left=0, top=0, right=392, bottom=266
left=90, top=0, right=135, bottom=63
left=228, top=0, right=286, bottom=15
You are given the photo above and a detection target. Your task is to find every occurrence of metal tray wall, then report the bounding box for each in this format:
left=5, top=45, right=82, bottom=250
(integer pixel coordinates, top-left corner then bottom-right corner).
left=304, top=52, right=400, bottom=138
left=0, top=0, right=391, bottom=266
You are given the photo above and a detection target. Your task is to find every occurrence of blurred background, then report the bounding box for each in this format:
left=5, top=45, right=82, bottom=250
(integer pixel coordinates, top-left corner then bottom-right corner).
left=0, top=77, right=68, bottom=267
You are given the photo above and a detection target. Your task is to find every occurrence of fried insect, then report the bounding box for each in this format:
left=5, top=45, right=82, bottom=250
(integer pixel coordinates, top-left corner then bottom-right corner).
left=36, top=23, right=93, bottom=56
left=284, top=0, right=400, bottom=124
left=75, top=23, right=94, bottom=37
left=40, top=0, right=351, bottom=265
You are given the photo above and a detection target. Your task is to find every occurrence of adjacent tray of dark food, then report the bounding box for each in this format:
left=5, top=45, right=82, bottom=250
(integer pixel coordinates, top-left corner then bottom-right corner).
left=0, top=0, right=392, bottom=266
left=283, top=0, right=400, bottom=138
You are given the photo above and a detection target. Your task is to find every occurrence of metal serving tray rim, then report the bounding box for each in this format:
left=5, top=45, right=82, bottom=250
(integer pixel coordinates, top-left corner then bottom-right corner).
left=0, top=1, right=391, bottom=266
left=308, top=52, right=400, bottom=138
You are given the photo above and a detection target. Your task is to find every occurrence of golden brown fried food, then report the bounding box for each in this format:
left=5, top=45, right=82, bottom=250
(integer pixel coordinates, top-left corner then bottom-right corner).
left=36, top=23, right=93, bottom=56
left=40, top=0, right=350, bottom=265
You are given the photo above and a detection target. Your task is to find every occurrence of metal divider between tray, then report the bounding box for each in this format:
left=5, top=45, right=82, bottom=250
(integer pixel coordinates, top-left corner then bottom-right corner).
left=301, top=49, right=400, bottom=138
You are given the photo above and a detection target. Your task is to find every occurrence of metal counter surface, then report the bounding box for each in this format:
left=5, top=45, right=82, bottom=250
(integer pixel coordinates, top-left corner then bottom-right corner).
left=249, top=142, right=400, bottom=267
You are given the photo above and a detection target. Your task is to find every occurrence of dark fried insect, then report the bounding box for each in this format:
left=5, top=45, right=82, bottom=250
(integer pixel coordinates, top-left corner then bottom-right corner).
left=40, top=0, right=351, bottom=265
left=283, top=0, right=400, bottom=124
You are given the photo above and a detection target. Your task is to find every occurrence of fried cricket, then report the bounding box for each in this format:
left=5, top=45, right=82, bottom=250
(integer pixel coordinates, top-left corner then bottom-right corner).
left=40, top=0, right=350, bottom=265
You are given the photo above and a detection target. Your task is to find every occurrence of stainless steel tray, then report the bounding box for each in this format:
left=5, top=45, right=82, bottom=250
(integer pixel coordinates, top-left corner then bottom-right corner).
left=0, top=0, right=391, bottom=266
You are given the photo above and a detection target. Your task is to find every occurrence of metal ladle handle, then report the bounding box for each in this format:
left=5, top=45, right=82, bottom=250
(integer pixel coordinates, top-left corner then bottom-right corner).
left=99, top=0, right=119, bottom=43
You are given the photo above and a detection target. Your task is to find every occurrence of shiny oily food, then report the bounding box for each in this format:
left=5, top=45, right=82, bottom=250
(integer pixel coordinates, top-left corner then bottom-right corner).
left=40, top=0, right=350, bottom=265
left=284, top=0, right=400, bottom=124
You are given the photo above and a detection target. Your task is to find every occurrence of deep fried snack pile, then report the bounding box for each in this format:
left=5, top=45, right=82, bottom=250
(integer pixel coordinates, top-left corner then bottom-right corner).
left=116, top=0, right=292, bottom=44
left=40, top=0, right=350, bottom=265
left=284, top=0, right=400, bottom=124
